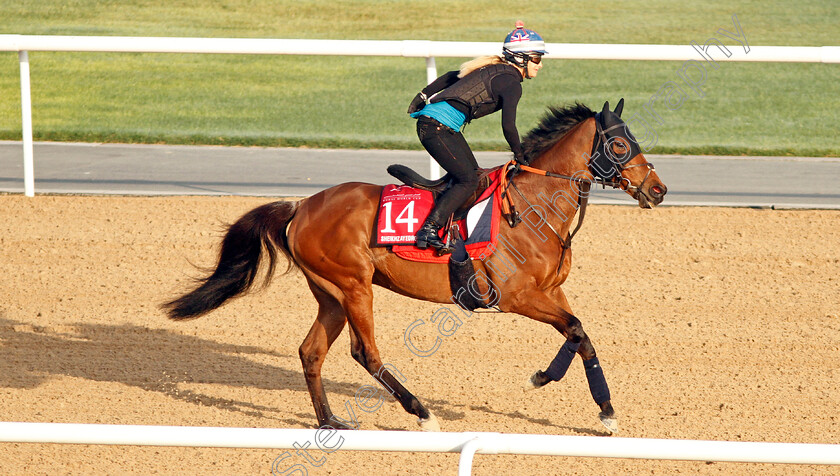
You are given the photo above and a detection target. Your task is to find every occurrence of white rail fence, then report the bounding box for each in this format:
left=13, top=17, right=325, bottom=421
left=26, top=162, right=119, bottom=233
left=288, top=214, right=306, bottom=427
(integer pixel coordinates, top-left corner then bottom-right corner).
left=2, top=35, right=840, bottom=196
left=1, top=422, right=838, bottom=475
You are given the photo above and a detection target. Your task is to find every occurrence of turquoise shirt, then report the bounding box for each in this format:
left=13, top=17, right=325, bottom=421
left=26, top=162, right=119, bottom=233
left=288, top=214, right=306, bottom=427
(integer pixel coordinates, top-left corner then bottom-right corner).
left=410, top=101, right=466, bottom=132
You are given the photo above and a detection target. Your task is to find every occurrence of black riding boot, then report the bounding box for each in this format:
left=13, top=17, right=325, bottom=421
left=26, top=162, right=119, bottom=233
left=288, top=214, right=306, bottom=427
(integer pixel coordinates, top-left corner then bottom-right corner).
left=415, top=218, right=447, bottom=251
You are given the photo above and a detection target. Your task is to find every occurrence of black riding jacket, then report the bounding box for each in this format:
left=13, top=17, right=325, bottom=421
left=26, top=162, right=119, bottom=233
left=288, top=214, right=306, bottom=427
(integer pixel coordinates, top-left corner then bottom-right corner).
left=421, top=63, right=525, bottom=157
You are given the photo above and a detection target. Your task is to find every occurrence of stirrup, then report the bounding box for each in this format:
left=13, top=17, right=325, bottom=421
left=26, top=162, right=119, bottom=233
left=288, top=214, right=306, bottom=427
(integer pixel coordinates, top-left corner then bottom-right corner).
left=432, top=225, right=457, bottom=256
left=434, top=241, right=455, bottom=256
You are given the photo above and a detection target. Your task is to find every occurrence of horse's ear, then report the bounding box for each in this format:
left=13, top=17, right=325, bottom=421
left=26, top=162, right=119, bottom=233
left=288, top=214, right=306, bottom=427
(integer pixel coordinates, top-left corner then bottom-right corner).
left=602, top=101, right=610, bottom=114
left=615, top=98, right=624, bottom=117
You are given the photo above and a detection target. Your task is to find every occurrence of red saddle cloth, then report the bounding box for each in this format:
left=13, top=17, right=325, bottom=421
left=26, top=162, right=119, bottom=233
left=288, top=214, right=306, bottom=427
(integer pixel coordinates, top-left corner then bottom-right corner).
left=374, top=168, right=503, bottom=264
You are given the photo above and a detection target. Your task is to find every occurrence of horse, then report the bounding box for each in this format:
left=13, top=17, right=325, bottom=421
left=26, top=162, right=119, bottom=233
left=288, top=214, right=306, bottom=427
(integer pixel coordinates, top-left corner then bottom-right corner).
left=162, top=99, right=667, bottom=434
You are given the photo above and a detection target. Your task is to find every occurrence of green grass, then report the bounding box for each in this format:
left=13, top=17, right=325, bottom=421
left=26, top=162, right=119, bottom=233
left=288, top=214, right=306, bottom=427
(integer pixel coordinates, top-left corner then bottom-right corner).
left=1, top=1, right=839, bottom=156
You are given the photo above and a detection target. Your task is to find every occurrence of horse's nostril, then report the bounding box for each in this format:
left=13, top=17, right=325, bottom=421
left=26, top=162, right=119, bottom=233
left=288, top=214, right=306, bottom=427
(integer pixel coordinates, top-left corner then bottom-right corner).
left=651, top=185, right=665, bottom=197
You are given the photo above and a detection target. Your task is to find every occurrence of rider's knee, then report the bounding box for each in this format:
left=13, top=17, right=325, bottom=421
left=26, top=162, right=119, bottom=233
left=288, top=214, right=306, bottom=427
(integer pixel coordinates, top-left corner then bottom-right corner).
left=462, top=170, right=480, bottom=188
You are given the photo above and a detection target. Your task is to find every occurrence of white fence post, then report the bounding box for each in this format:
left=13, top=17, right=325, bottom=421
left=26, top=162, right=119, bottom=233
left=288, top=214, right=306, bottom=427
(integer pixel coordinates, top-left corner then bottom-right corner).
left=458, top=437, right=482, bottom=475
left=19, top=50, right=34, bottom=197
left=424, top=56, right=442, bottom=180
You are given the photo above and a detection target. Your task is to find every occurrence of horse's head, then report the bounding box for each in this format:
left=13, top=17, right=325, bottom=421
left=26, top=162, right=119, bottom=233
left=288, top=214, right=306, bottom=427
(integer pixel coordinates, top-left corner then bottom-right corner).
left=589, top=99, right=667, bottom=208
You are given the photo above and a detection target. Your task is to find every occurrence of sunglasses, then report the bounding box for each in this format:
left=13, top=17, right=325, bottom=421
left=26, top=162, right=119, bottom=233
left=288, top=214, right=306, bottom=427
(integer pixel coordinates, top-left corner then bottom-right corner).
left=529, top=55, right=543, bottom=64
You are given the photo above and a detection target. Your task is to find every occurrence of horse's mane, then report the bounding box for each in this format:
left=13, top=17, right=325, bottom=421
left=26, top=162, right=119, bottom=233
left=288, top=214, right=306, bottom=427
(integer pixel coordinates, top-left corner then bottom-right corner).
left=522, top=103, right=596, bottom=163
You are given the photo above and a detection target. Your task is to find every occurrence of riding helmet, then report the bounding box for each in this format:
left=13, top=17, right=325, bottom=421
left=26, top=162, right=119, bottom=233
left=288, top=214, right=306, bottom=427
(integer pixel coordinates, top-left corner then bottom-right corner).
left=503, top=21, right=547, bottom=67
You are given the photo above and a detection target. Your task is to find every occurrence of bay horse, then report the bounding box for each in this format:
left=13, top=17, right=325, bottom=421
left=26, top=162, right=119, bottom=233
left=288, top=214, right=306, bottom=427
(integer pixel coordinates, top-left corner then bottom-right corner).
left=163, top=99, right=667, bottom=434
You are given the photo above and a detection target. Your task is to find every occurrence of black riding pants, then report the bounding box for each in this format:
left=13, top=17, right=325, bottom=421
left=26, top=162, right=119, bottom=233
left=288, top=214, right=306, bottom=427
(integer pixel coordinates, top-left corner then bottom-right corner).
left=416, top=116, right=479, bottom=224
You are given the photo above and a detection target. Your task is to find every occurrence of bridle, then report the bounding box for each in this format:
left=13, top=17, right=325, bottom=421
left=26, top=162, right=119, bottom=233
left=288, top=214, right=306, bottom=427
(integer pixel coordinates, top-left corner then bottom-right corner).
left=591, top=112, right=656, bottom=196
left=498, top=113, right=656, bottom=270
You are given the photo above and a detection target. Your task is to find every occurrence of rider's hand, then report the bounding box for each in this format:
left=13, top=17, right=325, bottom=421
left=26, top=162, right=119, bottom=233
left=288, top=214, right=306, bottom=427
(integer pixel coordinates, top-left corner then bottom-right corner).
left=407, top=92, right=427, bottom=114
left=514, top=151, right=528, bottom=166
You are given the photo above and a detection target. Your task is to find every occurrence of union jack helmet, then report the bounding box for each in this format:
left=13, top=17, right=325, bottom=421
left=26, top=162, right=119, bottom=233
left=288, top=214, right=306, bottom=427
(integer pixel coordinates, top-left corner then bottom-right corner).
left=503, top=21, right=547, bottom=56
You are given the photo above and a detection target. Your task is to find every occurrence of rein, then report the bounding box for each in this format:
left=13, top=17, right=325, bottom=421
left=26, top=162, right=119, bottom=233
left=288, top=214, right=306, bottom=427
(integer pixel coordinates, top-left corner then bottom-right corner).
left=497, top=123, right=653, bottom=271
left=499, top=113, right=655, bottom=244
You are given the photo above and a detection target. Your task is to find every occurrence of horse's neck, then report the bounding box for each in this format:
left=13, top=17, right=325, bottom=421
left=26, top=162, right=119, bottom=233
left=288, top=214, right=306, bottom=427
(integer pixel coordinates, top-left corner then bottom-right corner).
left=517, top=119, right=595, bottom=231
left=530, top=118, right=595, bottom=177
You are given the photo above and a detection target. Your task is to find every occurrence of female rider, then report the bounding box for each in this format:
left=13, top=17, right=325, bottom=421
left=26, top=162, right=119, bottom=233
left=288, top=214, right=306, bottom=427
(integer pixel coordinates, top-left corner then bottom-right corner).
left=408, top=22, right=547, bottom=252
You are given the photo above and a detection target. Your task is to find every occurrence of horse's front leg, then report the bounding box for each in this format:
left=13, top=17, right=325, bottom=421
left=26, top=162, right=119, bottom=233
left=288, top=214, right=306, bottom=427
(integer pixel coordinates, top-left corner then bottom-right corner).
left=529, top=333, right=617, bottom=433
left=507, top=286, right=617, bottom=433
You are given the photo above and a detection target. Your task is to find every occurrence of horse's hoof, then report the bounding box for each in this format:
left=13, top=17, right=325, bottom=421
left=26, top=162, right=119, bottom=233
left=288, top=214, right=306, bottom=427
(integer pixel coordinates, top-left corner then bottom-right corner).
left=525, top=370, right=550, bottom=391
left=418, top=413, right=441, bottom=432
left=525, top=372, right=540, bottom=391
left=325, top=421, right=358, bottom=431
left=334, top=423, right=358, bottom=430
left=599, top=412, right=618, bottom=434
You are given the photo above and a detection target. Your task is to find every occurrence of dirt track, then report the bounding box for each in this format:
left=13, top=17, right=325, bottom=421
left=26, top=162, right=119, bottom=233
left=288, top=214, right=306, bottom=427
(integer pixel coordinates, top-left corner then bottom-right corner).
left=1, top=194, right=838, bottom=475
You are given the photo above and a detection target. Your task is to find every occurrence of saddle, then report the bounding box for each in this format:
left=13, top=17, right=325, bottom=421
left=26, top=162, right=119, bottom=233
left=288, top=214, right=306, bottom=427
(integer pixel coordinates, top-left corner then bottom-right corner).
left=385, top=164, right=502, bottom=312
left=386, top=164, right=496, bottom=221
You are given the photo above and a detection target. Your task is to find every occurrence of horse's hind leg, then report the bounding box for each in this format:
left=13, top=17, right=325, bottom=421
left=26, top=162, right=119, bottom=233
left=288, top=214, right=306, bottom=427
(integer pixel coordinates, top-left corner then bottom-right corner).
left=299, top=278, right=351, bottom=429
left=513, top=286, right=618, bottom=433
left=342, top=286, right=440, bottom=431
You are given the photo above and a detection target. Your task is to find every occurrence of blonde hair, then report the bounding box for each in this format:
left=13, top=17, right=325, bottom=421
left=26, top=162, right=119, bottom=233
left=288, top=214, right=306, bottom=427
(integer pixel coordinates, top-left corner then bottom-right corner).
left=458, top=55, right=506, bottom=78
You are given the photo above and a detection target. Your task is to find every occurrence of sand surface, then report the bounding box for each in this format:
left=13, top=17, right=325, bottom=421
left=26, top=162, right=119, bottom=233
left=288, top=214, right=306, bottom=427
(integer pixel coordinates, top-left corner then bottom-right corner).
left=1, top=194, right=838, bottom=475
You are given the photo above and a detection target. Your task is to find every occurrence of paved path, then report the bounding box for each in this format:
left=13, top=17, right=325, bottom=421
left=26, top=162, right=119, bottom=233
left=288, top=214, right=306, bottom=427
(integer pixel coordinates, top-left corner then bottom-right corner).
left=1, top=142, right=838, bottom=209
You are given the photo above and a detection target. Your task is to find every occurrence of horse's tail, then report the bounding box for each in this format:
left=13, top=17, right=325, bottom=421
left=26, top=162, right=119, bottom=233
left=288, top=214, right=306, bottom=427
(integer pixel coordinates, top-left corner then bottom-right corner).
left=162, top=200, right=300, bottom=320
